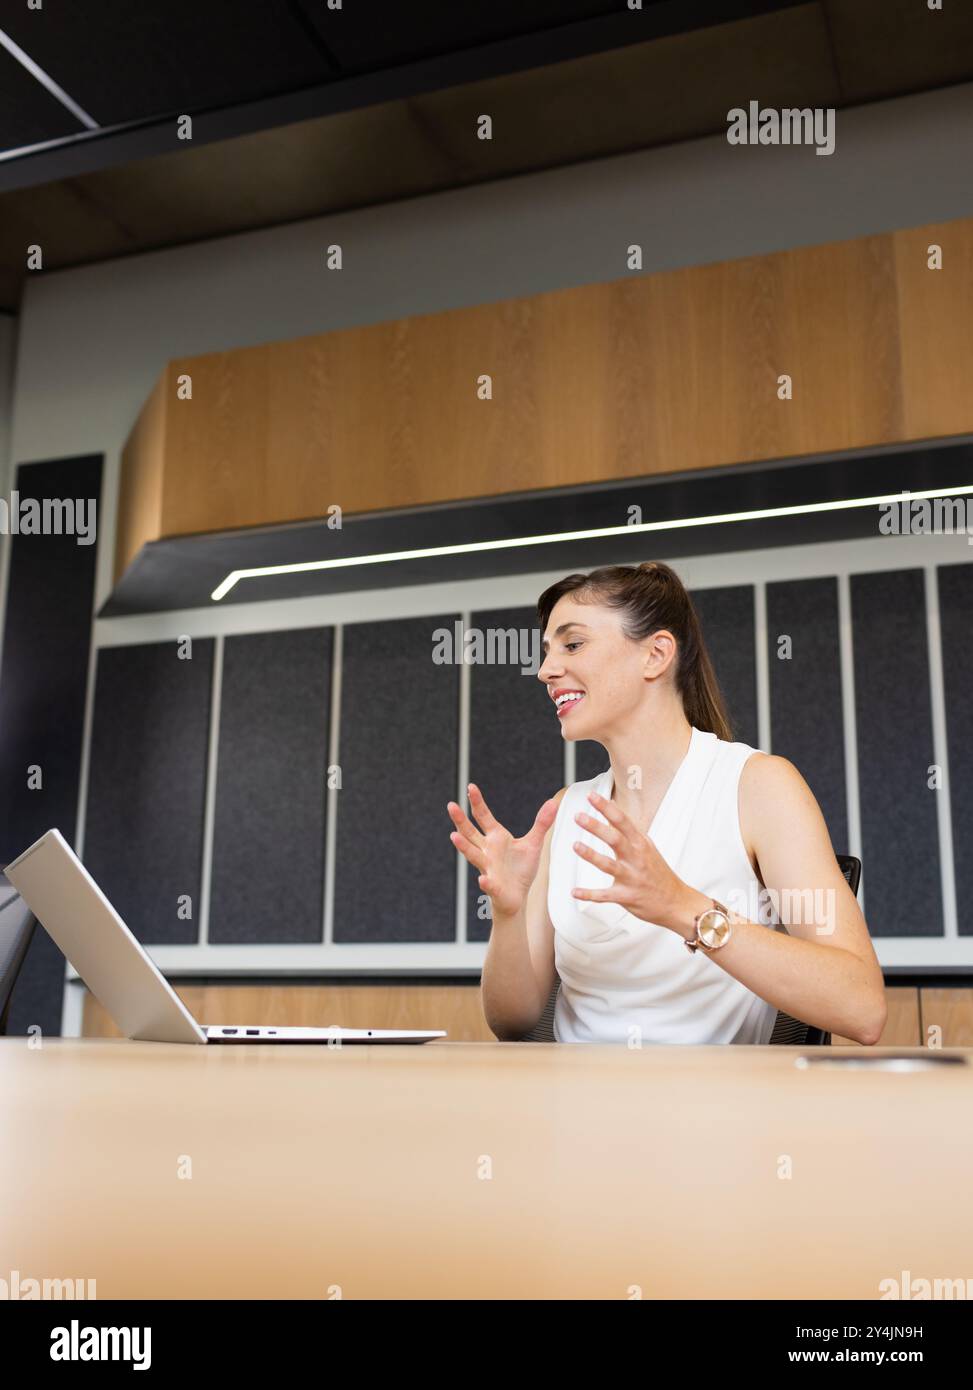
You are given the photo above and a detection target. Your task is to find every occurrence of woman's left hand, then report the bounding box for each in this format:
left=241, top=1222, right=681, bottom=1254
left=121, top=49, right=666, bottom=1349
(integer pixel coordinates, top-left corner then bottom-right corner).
left=571, top=790, right=693, bottom=934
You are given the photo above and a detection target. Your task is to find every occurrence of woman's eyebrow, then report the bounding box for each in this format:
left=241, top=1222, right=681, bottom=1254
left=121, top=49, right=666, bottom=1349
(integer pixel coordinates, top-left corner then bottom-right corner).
left=541, top=623, right=590, bottom=652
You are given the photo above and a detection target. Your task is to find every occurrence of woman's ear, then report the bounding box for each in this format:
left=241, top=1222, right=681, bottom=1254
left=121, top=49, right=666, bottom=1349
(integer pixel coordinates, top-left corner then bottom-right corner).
left=642, top=628, right=677, bottom=680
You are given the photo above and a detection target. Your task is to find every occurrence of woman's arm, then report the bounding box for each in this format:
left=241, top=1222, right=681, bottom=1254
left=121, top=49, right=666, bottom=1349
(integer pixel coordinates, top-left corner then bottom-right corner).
left=671, top=753, right=887, bottom=1045
left=481, top=788, right=565, bottom=1040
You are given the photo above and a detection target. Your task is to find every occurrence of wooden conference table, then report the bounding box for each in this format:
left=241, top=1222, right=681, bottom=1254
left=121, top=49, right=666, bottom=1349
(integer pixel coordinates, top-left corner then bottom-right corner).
left=2, top=1038, right=971, bottom=1300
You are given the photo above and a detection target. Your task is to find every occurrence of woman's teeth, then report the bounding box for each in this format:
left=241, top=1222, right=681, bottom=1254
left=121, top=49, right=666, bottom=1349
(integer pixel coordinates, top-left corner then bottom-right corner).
left=556, top=692, right=585, bottom=716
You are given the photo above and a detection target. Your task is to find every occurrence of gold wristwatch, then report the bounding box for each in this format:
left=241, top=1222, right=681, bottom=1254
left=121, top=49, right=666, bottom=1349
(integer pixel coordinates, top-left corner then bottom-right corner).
left=685, top=898, right=733, bottom=954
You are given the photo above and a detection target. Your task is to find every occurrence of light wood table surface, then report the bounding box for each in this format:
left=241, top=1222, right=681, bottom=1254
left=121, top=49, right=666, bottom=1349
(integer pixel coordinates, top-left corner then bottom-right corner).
left=2, top=1039, right=970, bottom=1300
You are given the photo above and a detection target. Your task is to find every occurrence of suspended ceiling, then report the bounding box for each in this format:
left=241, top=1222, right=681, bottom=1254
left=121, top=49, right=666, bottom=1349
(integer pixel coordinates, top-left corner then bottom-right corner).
left=2, top=0, right=973, bottom=314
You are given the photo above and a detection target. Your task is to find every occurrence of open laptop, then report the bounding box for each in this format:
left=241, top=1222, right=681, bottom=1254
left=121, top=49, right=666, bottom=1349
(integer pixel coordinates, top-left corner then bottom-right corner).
left=4, top=828, right=447, bottom=1045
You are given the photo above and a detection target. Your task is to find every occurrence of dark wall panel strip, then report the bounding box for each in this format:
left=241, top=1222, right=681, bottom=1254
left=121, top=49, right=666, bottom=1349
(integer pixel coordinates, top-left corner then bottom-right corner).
left=690, top=584, right=758, bottom=749
left=851, top=570, right=942, bottom=938
left=937, top=562, right=973, bottom=935
left=334, top=615, right=459, bottom=943
left=466, top=606, right=564, bottom=942
left=766, top=576, right=848, bottom=854
left=575, top=739, right=611, bottom=783
left=209, top=628, right=333, bottom=944
left=84, top=639, right=213, bottom=944
left=0, top=454, right=102, bottom=1036
left=0, top=456, right=102, bottom=858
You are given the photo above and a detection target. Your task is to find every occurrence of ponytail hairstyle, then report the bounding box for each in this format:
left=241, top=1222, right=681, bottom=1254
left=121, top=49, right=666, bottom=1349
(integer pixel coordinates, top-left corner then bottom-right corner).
left=536, top=560, right=734, bottom=742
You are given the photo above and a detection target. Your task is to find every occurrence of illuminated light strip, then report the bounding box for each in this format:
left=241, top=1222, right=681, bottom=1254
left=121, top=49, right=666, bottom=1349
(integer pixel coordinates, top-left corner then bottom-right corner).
left=210, top=484, right=973, bottom=601
left=0, top=28, right=99, bottom=130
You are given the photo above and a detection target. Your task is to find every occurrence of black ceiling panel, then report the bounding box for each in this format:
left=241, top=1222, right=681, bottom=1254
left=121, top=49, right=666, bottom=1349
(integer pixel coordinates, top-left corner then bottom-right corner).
left=299, top=0, right=622, bottom=74
left=0, top=0, right=331, bottom=129
left=0, top=45, right=83, bottom=149
left=1, top=0, right=970, bottom=313
left=0, top=0, right=812, bottom=162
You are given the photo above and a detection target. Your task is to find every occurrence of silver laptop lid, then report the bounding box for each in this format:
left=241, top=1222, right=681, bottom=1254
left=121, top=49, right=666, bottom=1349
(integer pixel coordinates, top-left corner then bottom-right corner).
left=4, top=828, right=206, bottom=1044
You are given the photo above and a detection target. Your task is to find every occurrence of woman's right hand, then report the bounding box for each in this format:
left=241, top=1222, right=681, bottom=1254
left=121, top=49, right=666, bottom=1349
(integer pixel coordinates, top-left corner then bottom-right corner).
left=447, top=783, right=560, bottom=919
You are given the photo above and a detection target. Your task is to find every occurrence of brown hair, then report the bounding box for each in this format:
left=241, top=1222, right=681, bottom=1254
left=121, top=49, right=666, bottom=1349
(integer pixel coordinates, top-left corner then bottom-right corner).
left=537, top=560, right=734, bottom=742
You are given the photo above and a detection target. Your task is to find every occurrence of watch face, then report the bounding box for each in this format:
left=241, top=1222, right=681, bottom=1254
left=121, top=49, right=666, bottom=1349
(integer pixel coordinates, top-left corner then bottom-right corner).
left=699, top=909, right=730, bottom=948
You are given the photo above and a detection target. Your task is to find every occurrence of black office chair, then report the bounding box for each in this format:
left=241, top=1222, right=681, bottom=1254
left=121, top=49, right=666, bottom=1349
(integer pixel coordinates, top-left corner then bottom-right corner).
left=768, top=854, right=862, bottom=1046
left=516, top=854, right=863, bottom=1045
left=0, top=875, right=38, bottom=1037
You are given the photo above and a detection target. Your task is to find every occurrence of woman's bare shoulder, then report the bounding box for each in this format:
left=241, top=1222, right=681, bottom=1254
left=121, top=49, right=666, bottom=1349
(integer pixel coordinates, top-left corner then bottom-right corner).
left=739, top=752, right=818, bottom=864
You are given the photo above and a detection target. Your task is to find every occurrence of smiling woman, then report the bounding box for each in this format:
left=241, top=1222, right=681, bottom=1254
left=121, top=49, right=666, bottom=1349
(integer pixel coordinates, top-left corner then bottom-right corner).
left=537, top=559, right=733, bottom=744
left=447, top=559, right=886, bottom=1047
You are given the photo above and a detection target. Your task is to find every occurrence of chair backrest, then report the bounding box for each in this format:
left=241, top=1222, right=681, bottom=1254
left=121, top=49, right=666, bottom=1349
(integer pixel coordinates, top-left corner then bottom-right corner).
left=516, top=853, right=864, bottom=1045
left=836, top=854, right=862, bottom=897
left=768, top=853, right=861, bottom=1046
left=0, top=877, right=37, bottom=1036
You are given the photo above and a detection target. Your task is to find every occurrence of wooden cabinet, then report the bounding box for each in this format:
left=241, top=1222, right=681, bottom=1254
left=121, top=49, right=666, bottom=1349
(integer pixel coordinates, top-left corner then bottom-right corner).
left=116, top=216, right=973, bottom=580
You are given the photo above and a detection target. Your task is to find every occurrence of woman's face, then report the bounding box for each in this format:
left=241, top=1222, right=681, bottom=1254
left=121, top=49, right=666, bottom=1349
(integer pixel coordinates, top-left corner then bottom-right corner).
left=537, top=593, right=675, bottom=741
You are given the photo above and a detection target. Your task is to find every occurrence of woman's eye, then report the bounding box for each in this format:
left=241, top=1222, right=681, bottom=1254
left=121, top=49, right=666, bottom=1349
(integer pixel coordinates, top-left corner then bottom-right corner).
left=565, top=641, right=583, bottom=652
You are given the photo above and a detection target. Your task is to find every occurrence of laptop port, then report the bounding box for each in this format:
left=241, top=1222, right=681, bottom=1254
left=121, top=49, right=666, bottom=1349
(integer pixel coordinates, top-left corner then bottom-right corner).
left=222, top=1028, right=238, bottom=1035
left=246, top=1028, right=260, bottom=1036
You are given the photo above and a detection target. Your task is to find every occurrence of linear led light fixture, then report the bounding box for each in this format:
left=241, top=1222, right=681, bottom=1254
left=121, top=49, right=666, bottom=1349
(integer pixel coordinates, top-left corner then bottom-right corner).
left=210, top=483, right=973, bottom=601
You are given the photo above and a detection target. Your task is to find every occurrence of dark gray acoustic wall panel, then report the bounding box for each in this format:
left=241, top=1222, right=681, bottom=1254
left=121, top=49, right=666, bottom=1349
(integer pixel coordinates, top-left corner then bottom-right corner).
left=209, top=628, right=333, bottom=944
left=689, top=585, right=758, bottom=748
left=333, top=615, right=459, bottom=943
left=0, top=457, right=101, bottom=859
left=851, top=570, right=942, bottom=937
left=575, top=739, right=611, bottom=782
left=766, top=576, right=848, bottom=855
left=0, top=455, right=102, bottom=1037
left=465, top=606, right=565, bottom=943
left=938, top=563, right=973, bottom=934
left=84, top=639, right=213, bottom=944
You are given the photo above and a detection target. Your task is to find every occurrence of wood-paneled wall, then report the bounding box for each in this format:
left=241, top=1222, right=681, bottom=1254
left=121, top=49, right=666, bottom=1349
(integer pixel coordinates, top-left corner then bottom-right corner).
left=115, top=216, right=973, bottom=580
left=81, top=982, right=972, bottom=1046
left=82, top=983, right=497, bottom=1042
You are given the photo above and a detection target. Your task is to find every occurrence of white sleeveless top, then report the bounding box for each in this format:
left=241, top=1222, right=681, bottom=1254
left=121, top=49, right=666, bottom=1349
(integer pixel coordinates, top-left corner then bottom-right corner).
left=548, top=725, right=780, bottom=1045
